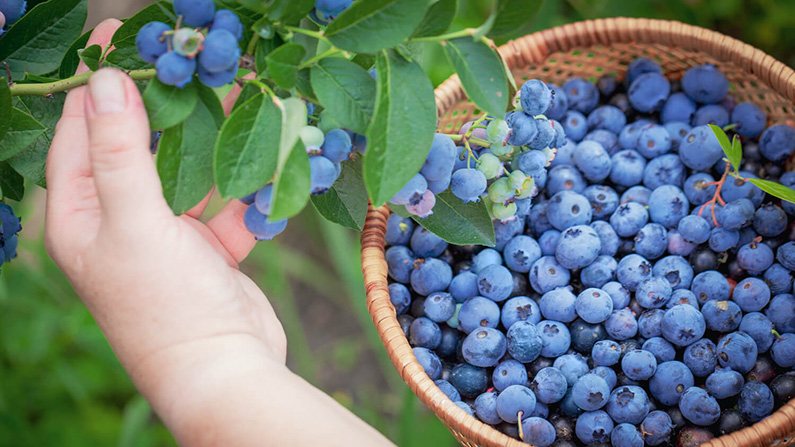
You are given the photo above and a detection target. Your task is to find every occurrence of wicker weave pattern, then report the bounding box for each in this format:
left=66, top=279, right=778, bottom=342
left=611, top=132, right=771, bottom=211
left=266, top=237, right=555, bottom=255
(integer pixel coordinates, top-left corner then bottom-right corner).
left=362, top=18, right=795, bottom=447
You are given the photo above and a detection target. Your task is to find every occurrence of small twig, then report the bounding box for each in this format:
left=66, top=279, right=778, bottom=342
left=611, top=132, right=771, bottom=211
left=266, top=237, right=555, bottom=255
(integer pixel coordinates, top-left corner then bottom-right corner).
left=698, top=161, right=731, bottom=226
left=3, top=62, right=12, bottom=85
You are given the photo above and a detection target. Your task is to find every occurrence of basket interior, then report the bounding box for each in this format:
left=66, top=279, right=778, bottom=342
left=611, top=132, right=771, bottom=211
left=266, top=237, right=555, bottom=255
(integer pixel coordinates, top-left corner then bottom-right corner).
left=439, top=42, right=795, bottom=133
left=427, top=42, right=795, bottom=447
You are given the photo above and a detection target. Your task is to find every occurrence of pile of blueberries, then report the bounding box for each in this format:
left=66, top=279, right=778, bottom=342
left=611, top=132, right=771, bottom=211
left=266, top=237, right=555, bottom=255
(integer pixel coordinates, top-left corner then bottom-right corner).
left=135, top=0, right=244, bottom=88
left=0, top=204, right=20, bottom=272
left=389, top=79, right=565, bottom=220
left=0, top=0, right=26, bottom=36
left=388, top=59, right=795, bottom=447
left=241, top=126, right=364, bottom=240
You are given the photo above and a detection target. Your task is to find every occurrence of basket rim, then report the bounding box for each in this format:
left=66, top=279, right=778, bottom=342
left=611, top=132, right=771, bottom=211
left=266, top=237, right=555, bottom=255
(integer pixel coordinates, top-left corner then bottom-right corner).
left=361, top=17, right=795, bottom=447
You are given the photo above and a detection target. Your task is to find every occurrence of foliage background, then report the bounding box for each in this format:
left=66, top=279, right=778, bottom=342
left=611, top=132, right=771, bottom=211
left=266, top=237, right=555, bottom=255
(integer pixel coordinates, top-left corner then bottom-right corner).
left=2, top=0, right=795, bottom=445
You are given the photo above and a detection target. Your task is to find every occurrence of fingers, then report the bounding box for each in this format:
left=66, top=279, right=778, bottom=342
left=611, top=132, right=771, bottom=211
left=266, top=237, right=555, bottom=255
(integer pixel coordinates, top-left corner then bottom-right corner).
left=77, top=19, right=123, bottom=75
left=185, top=188, right=215, bottom=219
left=84, top=68, right=170, bottom=225
left=222, top=73, right=257, bottom=116
left=207, top=200, right=257, bottom=264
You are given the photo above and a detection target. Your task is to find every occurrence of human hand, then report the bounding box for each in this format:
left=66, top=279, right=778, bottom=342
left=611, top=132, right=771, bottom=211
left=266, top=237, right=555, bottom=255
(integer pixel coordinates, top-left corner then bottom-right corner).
left=45, top=19, right=393, bottom=447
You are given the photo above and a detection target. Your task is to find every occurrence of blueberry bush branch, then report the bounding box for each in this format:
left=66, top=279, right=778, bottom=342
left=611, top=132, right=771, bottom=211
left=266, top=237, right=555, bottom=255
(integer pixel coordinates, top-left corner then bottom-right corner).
left=8, top=69, right=156, bottom=96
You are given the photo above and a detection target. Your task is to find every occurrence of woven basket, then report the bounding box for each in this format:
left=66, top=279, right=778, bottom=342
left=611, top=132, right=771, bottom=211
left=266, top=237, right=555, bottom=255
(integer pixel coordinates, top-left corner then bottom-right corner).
left=360, top=18, right=795, bottom=447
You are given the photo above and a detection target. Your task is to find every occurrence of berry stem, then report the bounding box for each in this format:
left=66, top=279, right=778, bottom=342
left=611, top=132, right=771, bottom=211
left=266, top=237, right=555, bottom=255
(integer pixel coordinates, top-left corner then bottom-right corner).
left=697, top=160, right=731, bottom=226
left=281, top=25, right=331, bottom=44
left=298, top=47, right=343, bottom=69
left=410, top=28, right=475, bottom=43
left=9, top=69, right=157, bottom=97
left=468, top=136, right=491, bottom=148
left=517, top=411, right=525, bottom=440
left=723, top=123, right=738, bottom=132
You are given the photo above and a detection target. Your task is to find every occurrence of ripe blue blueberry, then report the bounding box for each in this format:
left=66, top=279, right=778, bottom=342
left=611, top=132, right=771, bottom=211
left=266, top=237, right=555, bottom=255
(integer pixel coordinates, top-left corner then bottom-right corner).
left=572, top=140, right=611, bottom=182
left=612, top=423, right=644, bottom=447
left=706, top=368, right=745, bottom=399
left=562, top=110, right=588, bottom=142
left=0, top=0, right=26, bottom=24
left=506, top=320, right=543, bottom=363
left=496, top=384, right=537, bottom=423
left=610, top=202, right=649, bottom=238
left=592, top=339, right=621, bottom=366
left=539, top=287, right=577, bottom=323
left=616, top=254, right=653, bottom=291
left=592, top=220, right=620, bottom=257
left=537, top=229, right=561, bottom=256
left=544, top=84, right=569, bottom=120
left=753, top=204, right=788, bottom=237
left=450, top=168, right=487, bottom=203
left=737, top=241, right=775, bottom=274
left=683, top=338, right=718, bottom=377
left=136, top=22, right=172, bottom=64
left=449, top=271, right=478, bottom=303
left=733, top=277, right=771, bottom=312
left=648, top=185, right=689, bottom=228
left=410, top=227, right=447, bottom=258
left=197, top=63, right=236, bottom=87
left=701, top=299, right=742, bottom=332
left=638, top=309, right=666, bottom=338
left=521, top=417, right=556, bottom=447
left=740, top=312, right=776, bottom=353
left=661, top=92, right=697, bottom=124
left=506, top=112, right=538, bottom=146
left=388, top=283, right=411, bottom=315
left=738, top=381, right=774, bottom=422
left=708, top=227, right=740, bottom=252
left=641, top=410, right=675, bottom=445
left=320, top=129, right=352, bottom=163
left=764, top=263, right=795, bottom=296
left=580, top=255, right=618, bottom=288
left=450, top=363, right=489, bottom=399
left=537, top=320, right=571, bottom=357
left=628, top=72, right=670, bottom=113
left=384, top=213, right=413, bottom=246
left=563, top=78, right=600, bottom=114
left=421, top=134, right=457, bottom=181
left=553, top=352, right=589, bottom=386
left=681, top=64, right=729, bottom=104
left=610, top=150, right=646, bottom=187
left=520, top=79, right=552, bottom=115
left=501, top=296, right=541, bottom=329
left=677, top=215, right=711, bottom=244
left=679, top=125, right=724, bottom=170
left=571, top=373, right=610, bottom=411
left=385, top=245, right=415, bottom=283
left=434, top=379, right=461, bottom=402
left=605, top=385, right=651, bottom=425
left=492, top=359, right=528, bottom=392
left=643, top=154, right=685, bottom=191
left=604, top=308, right=639, bottom=341
left=642, top=337, right=676, bottom=363
left=575, top=288, right=613, bottom=324
left=530, top=256, right=571, bottom=294
left=771, top=333, right=795, bottom=368
left=423, top=292, right=456, bottom=323
left=502, top=235, right=541, bottom=273
left=649, top=360, right=694, bottom=406
left=309, top=155, right=338, bottom=194
left=476, top=264, right=513, bottom=302
left=210, top=9, right=243, bottom=40
left=575, top=410, right=614, bottom=444
left=587, top=105, right=627, bottom=134
left=412, top=347, right=442, bottom=379
left=621, top=349, right=657, bottom=381
left=766, top=294, right=795, bottom=338
left=717, top=331, right=758, bottom=373
left=634, top=223, right=669, bottom=260
left=462, top=327, right=507, bottom=367
left=390, top=173, right=427, bottom=205
left=458, top=296, right=500, bottom=333
left=409, top=317, right=441, bottom=349
left=155, top=51, right=196, bottom=88
left=315, top=0, right=352, bottom=17
left=530, top=366, right=568, bottom=404
left=661, top=304, right=705, bottom=346
left=583, top=128, right=620, bottom=154
left=243, top=205, right=287, bottom=240
left=173, top=0, right=216, bottom=27
left=692, top=104, right=730, bottom=127
left=731, top=102, right=767, bottom=138
left=410, top=258, right=452, bottom=296
left=555, top=225, right=601, bottom=269
left=474, top=391, right=501, bottom=424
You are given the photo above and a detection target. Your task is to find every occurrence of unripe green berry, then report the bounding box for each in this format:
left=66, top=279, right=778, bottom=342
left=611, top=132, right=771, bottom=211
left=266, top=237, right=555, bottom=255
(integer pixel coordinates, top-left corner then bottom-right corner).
left=300, top=126, right=325, bottom=153
left=477, top=153, right=503, bottom=179
left=172, top=28, right=204, bottom=58
left=492, top=201, right=518, bottom=221
left=509, top=170, right=532, bottom=192
left=489, top=141, right=513, bottom=158
left=486, top=119, right=510, bottom=144
left=488, top=177, right=513, bottom=204
left=512, top=90, right=523, bottom=111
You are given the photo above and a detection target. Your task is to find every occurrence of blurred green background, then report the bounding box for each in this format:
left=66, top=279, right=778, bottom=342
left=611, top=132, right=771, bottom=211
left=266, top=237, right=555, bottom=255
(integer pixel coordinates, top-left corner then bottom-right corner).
left=3, top=0, right=795, bottom=446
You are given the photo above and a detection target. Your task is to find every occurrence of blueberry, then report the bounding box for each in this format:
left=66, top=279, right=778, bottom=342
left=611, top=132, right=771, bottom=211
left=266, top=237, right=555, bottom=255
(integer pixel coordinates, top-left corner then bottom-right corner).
left=738, top=381, right=774, bottom=422
left=198, top=29, right=240, bottom=73
left=677, top=215, right=710, bottom=245
left=691, top=270, right=730, bottom=303
left=665, top=121, right=692, bottom=151
left=737, top=241, right=775, bottom=274
left=679, top=125, right=724, bottom=170
left=537, top=229, right=561, bottom=256
left=740, top=312, right=776, bottom=353
left=491, top=359, right=528, bottom=392
left=610, top=203, right=649, bottom=238
left=587, top=105, right=627, bottom=134
left=610, top=150, right=647, bottom=187
left=562, top=110, right=588, bottom=142
left=638, top=309, right=666, bottom=338
left=539, top=287, right=577, bottom=323
left=423, top=292, right=456, bottom=323
left=771, top=333, right=795, bottom=367
left=592, top=221, right=620, bottom=257
left=501, top=296, right=541, bottom=329
left=605, top=385, right=651, bottom=425
left=668, top=289, right=699, bottom=309
left=409, top=317, right=441, bottom=349
left=759, top=124, right=795, bottom=162
left=642, top=337, right=676, bottom=363
left=210, top=9, right=244, bottom=40
left=243, top=206, right=287, bottom=240
left=706, top=368, right=745, bottom=399
left=450, top=363, right=489, bottom=399
left=592, top=340, right=621, bottom=366
left=155, top=51, right=196, bottom=88
left=626, top=57, right=663, bottom=85
left=764, top=264, right=795, bottom=297
left=611, top=423, right=644, bottom=447
left=580, top=255, right=618, bottom=288
left=702, top=300, right=742, bottom=332
left=506, top=112, right=539, bottom=146
left=621, top=349, right=657, bottom=380
left=661, top=91, right=697, bottom=124
left=616, top=254, right=653, bottom=291
left=605, top=308, right=639, bottom=341
left=693, top=103, right=730, bottom=127
left=573, top=288, right=613, bottom=324
left=619, top=185, right=653, bottom=206
left=717, top=331, right=758, bottom=373
left=520, top=79, right=553, bottom=115
left=716, top=409, right=747, bottom=436
left=563, top=78, right=600, bottom=114
left=434, top=379, right=461, bottom=402
left=583, top=185, right=618, bottom=220
left=583, top=129, right=620, bottom=155
left=388, top=283, right=412, bottom=315
left=619, top=119, right=652, bottom=149
left=634, top=223, right=669, bottom=260
left=643, top=154, right=685, bottom=190
left=502, top=235, right=541, bottom=274
left=173, top=0, right=215, bottom=27
left=529, top=256, right=571, bottom=294
left=385, top=213, right=414, bottom=246
left=730, top=102, right=767, bottom=138
left=315, top=0, right=352, bottom=17
left=640, top=410, right=675, bottom=445
left=496, top=384, right=537, bottom=423
left=682, top=64, right=729, bottom=104
left=385, top=245, right=415, bottom=283
left=661, top=304, right=706, bottom=346
left=437, top=326, right=460, bottom=358
left=521, top=417, right=556, bottom=447
left=410, top=227, right=447, bottom=258
left=135, top=22, right=172, bottom=64
left=636, top=124, right=671, bottom=158
left=458, top=296, right=500, bottom=334
left=474, top=391, right=501, bottom=424
left=413, top=346, right=442, bottom=379
left=476, top=264, right=513, bottom=302
left=683, top=338, right=718, bottom=377
left=410, top=258, right=452, bottom=296
left=420, top=134, right=457, bottom=181
left=754, top=204, right=788, bottom=237
left=770, top=374, right=795, bottom=407
left=571, top=373, right=610, bottom=411
left=733, top=277, right=771, bottom=312
left=648, top=185, right=689, bottom=228
left=506, top=320, right=543, bottom=363
left=555, top=225, right=601, bottom=269
left=390, top=173, right=427, bottom=205
left=628, top=72, right=670, bottom=113
left=494, top=218, right=525, bottom=251
left=546, top=165, right=587, bottom=196
left=462, top=327, right=507, bottom=367
left=708, top=227, right=740, bottom=252
left=569, top=319, right=609, bottom=354
left=537, top=320, right=572, bottom=357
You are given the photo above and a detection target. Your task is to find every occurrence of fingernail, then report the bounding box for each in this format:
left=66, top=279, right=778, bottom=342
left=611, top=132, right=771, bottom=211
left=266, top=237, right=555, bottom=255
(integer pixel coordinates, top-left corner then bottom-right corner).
left=89, top=69, right=127, bottom=115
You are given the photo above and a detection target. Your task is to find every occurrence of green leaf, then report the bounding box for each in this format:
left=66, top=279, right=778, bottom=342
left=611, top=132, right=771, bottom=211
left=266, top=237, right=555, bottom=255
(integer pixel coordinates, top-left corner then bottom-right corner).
left=196, top=83, right=226, bottom=129
left=486, top=0, right=542, bottom=38
left=0, top=108, right=46, bottom=161
left=0, top=77, right=11, bottom=143
left=214, top=93, right=281, bottom=198
left=292, top=20, right=319, bottom=62
left=254, top=34, right=285, bottom=74
left=156, top=86, right=220, bottom=213
left=311, top=157, right=368, bottom=231
left=311, top=58, right=376, bottom=135
left=295, top=68, right=315, bottom=101
left=443, top=37, right=508, bottom=119
left=23, top=73, right=58, bottom=83
left=0, top=162, right=25, bottom=201
left=77, top=44, right=102, bottom=72
left=143, top=79, right=198, bottom=131
left=730, top=135, right=743, bottom=173
left=231, top=83, right=261, bottom=114
left=364, top=51, right=436, bottom=206
left=58, top=29, right=91, bottom=78
left=350, top=53, right=377, bottom=70
left=325, top=0, right=433, bottom=54
left=101, top=46, right=148, bottom=71
left=390, top=191, right=495, bottom=246
left=269, top=97, right=310, bottom=220
left=8, top=93, right=67, bottom=188
left=748, top=178, right=795, bottom=205
left=260, top=0, right=315, bottom=24
left=0, top=0, right=88, bottom=79
left=265, top=43, right=306, bottom=89
left=111, top=2, right=174, bottom=48
left=709, top=123, right=742, bottom=172
left=412, top=0, right=458, bottom=38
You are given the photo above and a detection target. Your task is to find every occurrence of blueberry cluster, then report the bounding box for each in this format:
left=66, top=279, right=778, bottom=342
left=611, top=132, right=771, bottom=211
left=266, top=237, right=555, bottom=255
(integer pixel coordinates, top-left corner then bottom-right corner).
left=388, top=59, right=795, bottom=447
left=242, top=126, right=363, bottom=240
left=135, top=0, right=243, bottom=88
left=390, top=79, right=566, bottom=220
left=0, top=203, right=21, bottom=271
left=310, top=0, right=353, bottom=25
left=0, top=0, right=27, bottom=35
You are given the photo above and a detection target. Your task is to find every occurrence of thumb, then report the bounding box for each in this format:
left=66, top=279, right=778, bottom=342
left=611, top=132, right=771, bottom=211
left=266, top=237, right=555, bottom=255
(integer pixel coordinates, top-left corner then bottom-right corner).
left=84, top=68, right=170, bottom=224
